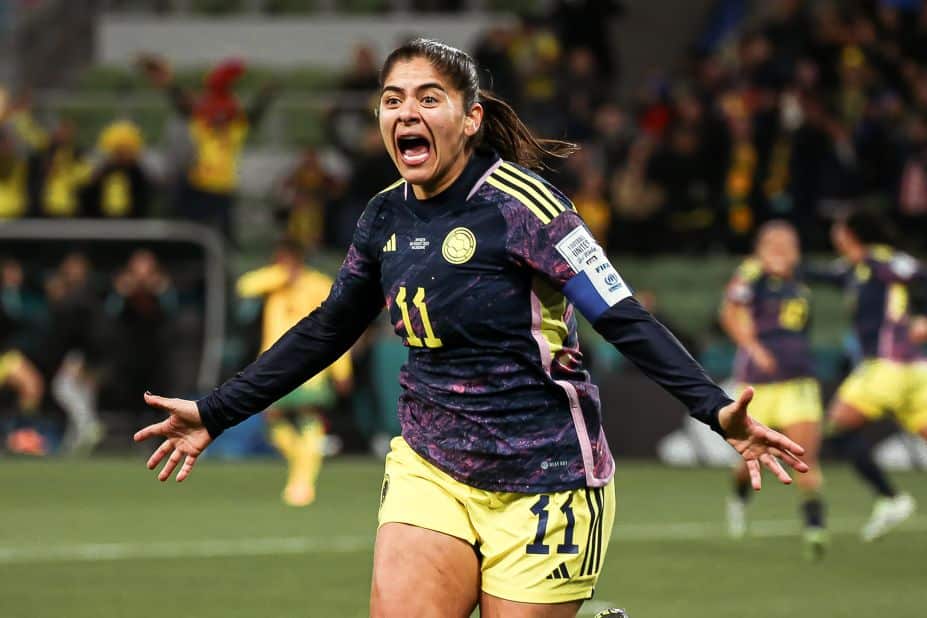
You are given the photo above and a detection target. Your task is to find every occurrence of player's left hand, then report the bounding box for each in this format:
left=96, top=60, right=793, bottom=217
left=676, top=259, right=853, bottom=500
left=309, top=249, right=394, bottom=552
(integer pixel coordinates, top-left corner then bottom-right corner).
left=717, top=386, right=809, bottom=490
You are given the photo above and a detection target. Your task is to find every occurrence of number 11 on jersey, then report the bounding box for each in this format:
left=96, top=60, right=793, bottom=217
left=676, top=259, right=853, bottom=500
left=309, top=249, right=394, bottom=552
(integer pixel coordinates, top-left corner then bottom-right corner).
left=396, top=286, right=443, bottom=348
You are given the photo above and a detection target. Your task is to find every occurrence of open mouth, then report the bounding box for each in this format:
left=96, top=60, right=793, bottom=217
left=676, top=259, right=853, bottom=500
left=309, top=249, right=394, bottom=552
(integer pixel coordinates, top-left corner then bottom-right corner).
left=396, top=134, right=431, bottom=166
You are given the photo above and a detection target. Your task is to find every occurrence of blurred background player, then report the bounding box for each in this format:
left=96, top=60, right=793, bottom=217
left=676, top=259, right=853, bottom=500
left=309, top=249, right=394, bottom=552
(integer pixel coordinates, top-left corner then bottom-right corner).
left=720, top=220, right=826, bottom=559
left=236, top=239, right=352, bottom=506
left=0, top=348, right=45, bottom=454
left=816, top=210, right=927, bottom=541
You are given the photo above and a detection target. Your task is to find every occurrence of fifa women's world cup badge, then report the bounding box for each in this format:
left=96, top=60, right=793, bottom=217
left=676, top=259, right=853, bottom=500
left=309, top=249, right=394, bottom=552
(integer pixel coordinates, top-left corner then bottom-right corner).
left=442, top=227, right=477, bottom=264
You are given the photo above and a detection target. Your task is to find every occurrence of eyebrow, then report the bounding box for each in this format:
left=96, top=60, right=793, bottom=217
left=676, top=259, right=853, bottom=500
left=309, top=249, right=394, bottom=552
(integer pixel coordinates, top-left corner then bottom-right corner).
left=380, top=82, right=448, bottom=96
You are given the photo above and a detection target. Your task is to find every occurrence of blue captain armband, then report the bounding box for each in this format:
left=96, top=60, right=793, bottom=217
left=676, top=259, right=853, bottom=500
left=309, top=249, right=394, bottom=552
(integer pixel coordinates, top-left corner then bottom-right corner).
left=555, top=227, right=631, bottom=321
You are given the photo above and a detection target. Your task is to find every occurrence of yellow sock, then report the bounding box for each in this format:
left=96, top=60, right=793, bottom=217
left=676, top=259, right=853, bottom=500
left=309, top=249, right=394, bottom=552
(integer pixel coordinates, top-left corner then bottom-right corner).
left=268, top=420, right=299, bottom=462
left=299, top=421, right=325, bottom=491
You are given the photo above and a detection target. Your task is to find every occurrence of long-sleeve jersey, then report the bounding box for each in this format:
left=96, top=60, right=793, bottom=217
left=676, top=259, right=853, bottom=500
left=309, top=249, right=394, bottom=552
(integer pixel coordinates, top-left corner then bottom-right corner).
left=725, top=259, right=814, bottom=384
left=198, top=150, right=732, bottom=493
left=810, top=246, right=927, bottom=362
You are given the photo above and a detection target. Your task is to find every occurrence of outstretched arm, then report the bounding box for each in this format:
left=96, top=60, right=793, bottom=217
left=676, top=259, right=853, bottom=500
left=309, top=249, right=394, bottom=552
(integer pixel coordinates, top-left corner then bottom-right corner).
left=504, top=194, right=807, bottom=488
left=135, top=201, right=386, bottom=480
left=593, top=297, right=807, bottom=488
left=137, top=53, right=193, bottom=117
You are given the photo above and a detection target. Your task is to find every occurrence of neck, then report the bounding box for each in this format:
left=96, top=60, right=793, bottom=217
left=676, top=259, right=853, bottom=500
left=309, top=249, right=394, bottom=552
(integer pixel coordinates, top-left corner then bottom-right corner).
left=411, top=149, right=472, bottom=200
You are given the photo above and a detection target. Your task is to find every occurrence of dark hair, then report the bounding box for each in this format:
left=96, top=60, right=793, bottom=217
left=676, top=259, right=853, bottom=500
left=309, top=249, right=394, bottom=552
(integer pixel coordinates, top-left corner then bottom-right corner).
left=754, top=219, right=797, bottom=247
left=379, top=38, right=577, bottom=170
left=840, top=209, right=897, bottom=246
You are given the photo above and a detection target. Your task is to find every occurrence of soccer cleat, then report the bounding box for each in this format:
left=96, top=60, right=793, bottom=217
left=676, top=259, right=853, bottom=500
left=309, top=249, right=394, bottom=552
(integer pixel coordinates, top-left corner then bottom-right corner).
left=594, top=610, right=629, bottom=618
left=802, top=527, right=829, bottom=561
left=282, top=483, right=316, bottom=507
left=726, top=497, right=747, bottom=539
left=861, top=493, right=916, bottom=542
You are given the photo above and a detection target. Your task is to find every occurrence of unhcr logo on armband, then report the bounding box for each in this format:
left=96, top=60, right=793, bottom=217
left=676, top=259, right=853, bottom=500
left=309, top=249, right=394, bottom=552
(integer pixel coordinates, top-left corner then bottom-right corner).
left=382, top=233, right=397, bottom=253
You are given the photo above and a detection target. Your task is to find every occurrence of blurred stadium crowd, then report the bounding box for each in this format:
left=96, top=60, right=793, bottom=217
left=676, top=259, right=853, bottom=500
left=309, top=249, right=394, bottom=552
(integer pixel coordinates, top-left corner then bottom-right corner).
left=1, top=0, right=926, bottom=455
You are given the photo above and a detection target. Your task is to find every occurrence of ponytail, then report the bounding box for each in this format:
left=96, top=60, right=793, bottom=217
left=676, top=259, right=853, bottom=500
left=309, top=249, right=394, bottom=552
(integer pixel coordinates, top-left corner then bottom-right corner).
left=476, top=90, right=579, bottom=171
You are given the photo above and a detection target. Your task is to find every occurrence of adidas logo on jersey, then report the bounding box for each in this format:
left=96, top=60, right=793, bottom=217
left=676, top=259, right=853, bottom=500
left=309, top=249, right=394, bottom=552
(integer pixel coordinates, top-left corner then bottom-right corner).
left=545, top=562, right=571, bottom=580
left=382, top=233, right=397, bottom=253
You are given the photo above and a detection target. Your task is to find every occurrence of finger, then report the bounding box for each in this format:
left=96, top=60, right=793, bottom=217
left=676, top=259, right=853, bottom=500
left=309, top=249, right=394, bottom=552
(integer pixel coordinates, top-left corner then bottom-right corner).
left=147, top=440, right=173, bottom=470
left=158, top=449, right=183, bottom=482
left=762, top=427, right=806, bottom=457
left=769, top=446, right=810, bottom=473
left=176, top=454, right=197, bottom=483
left=736, top=386, right=755, bottom=411
left=134, top=419, right=168, bottom=443
left=747, top=458, right=762, bottom=491
left=144, top=392, right=177, bottom=413
left=760, top=453, right=792, bottom=485
left=769, top=448, right=811, bottom=472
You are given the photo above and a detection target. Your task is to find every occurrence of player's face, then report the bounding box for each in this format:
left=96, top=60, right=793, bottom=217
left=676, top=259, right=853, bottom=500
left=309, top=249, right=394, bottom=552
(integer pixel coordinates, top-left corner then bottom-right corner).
left=378, top=57, right=483, bottom=199
left=757, top=227, right=800, bottom=277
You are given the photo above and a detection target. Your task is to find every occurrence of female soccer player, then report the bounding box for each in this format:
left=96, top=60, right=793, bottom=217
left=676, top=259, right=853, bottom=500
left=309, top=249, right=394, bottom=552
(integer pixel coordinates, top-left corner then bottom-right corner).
left=819, top=211, right=927, bottom=541
left=720, top=221, right=827, bottom=559
left=134, top=39, right=808, bottom=617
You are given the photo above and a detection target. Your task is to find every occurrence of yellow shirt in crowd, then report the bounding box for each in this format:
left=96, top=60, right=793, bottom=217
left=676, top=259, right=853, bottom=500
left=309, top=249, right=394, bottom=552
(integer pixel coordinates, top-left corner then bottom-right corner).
left=187, top=118, right=249, bottom=194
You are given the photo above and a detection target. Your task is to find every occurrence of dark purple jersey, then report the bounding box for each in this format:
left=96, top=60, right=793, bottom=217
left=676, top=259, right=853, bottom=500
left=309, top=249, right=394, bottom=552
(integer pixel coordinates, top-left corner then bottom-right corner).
left=726, top=259, right=814, bottom=384
left=845, top=247, right=926, bottom=362
left=198, top=151, right=732, bottom=493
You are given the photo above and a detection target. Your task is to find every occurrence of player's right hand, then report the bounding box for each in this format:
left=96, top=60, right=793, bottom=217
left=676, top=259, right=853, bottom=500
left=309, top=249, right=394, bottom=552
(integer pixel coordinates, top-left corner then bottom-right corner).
left=748, top=343, right=778, bottom=374
left=134, top=392, right=212, bottom=482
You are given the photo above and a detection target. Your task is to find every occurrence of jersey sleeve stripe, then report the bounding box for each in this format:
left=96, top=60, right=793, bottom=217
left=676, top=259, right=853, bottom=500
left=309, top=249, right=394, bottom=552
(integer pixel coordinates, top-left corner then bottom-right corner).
left=495, top=165, right=563, bottom=218
left=486, top=176, right=552, bottom=224
left=499, top=163, right=566, bottom=216
left=376, top=178, right=405, bottom=195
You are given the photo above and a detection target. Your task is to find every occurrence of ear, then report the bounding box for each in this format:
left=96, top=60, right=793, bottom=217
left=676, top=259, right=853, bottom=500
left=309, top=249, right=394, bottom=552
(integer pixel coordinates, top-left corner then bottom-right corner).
left=464, top=103, right=483, bottom=137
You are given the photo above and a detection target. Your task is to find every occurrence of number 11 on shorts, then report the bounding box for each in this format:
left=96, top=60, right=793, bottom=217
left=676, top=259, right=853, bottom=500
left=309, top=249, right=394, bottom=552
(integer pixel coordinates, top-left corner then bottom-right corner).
left=526, top=494, right=579, bottom=555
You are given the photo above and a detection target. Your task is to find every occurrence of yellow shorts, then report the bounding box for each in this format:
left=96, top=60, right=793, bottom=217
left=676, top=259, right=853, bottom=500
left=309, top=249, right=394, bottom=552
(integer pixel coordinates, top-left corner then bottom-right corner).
left=378, top=437, right=616, bottom=604
left=836, top=359, right=927, bottom=433
left=0, top=350, right=24, bottom=385
left=738, top=378, right=823, bottom=429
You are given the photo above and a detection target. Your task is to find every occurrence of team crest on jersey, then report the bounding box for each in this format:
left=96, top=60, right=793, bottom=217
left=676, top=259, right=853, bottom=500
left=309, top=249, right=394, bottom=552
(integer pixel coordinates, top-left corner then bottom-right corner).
left=442, top=227, right=477, bottom=264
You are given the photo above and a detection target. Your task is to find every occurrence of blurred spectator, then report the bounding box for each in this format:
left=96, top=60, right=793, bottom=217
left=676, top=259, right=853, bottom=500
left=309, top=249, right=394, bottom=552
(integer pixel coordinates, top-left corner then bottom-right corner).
left=333, top=125, right=395, bottom=250
left=138, top=53, right=279, bottom=241
left=1, top=258, right=44, bottom=354
left=103, top=249, right=177, bottom=415
left=82, top=120, right=154, bottom=219
left=610, top=137, right=665, bottom=254
left=558, top=47, right=603, bottom=141
left=571, top=167, right=611, bottom=249
left=341, top=44, right=380, bottom=93
left=898, top=112, right=927, bottom=239
left=42, top=252, right=106, bottom=453
left=34, top=119, right=92, bottom=217
left=552, top=0, right=625, bottom=83
left=510, top=17, right=564, bottom=136
left=274, top=147, right=341, bottom=251
left=474, top=26, right=521, bottom=106
left=0, top=126, right=31, bottom=219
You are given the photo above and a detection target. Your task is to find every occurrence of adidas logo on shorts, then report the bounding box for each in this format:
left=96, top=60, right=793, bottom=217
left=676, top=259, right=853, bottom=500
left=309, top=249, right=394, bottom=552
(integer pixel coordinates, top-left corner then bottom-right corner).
left=545, top=562, right=570, bottom=580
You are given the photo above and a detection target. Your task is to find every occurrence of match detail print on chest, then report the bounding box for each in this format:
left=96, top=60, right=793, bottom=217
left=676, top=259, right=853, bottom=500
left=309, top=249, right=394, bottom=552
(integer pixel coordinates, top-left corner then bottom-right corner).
left=382, top=219, right=481, bottom=350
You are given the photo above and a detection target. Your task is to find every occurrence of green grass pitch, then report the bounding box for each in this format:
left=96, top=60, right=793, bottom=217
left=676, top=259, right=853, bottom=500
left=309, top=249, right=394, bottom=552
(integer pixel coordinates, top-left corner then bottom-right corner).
left=1, top=457, right=925, bottom=617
